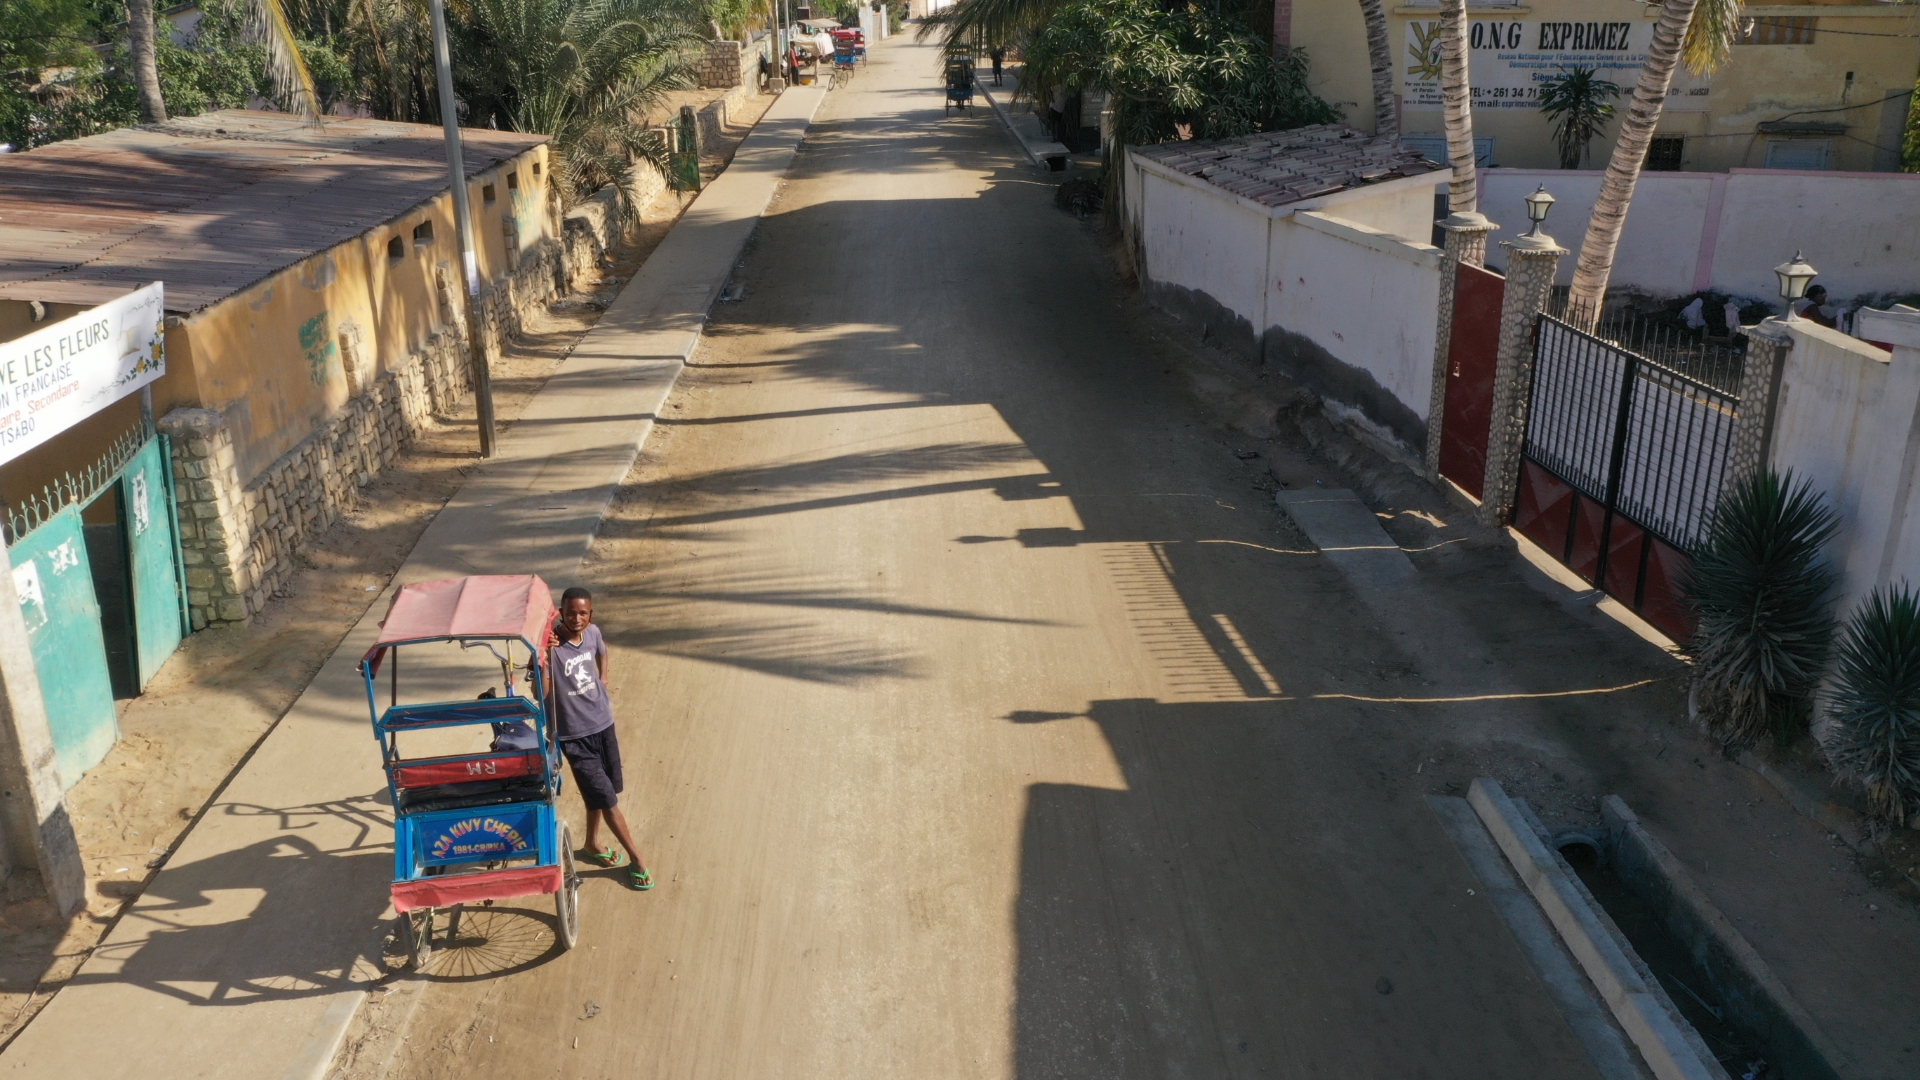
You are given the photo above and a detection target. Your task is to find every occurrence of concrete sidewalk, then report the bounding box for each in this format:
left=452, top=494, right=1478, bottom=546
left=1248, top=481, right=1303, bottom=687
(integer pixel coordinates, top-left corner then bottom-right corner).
left=0, top=86, right=824, bottom=1080
left=974, top=64, right=1067, bottom=173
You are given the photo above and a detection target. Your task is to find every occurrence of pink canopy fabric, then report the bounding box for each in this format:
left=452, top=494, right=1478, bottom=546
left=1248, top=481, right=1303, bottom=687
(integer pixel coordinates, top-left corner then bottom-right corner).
left=375, top=575, right=556, bottom=649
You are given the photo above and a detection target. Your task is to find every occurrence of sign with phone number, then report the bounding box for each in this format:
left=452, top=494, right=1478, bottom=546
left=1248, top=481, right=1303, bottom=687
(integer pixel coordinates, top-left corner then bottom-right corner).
left=1402, top=19, right=1710, bottom=113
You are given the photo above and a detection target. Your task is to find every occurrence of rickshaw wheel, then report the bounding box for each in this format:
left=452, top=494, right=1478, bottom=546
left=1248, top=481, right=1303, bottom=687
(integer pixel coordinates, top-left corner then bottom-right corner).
left=556, top=823, right=581, bottom=951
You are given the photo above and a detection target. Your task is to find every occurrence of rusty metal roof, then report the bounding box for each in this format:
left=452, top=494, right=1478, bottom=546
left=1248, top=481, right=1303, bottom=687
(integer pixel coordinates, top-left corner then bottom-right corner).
left=1133, top=124, right=1442, bottom=209
left=0, top=109, right=546, bottom=314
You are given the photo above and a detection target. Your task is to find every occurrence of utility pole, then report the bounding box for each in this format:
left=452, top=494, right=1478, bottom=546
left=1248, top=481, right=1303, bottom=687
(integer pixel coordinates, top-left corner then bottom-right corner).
left=428, top=0, right=497, bottom=457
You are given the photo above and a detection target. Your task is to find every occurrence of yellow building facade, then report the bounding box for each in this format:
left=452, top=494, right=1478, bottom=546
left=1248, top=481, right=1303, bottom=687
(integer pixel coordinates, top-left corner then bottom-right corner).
left=1283, top=0, right=1920, bottom=172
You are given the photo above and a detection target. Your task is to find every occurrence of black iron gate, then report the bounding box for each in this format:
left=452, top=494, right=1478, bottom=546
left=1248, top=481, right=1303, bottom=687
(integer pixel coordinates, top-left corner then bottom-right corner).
left=1511, top=311, right=1743, bottom=639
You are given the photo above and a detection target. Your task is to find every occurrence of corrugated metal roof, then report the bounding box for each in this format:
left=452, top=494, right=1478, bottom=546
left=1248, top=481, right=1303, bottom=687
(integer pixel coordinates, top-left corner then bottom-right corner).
left=0, top=109, right=547, bottom=313
left=1133, top=125, right=1443, bottom=209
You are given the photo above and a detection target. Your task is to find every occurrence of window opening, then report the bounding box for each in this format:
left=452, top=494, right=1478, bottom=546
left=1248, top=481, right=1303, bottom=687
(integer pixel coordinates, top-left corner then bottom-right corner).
left=1646, top=136, right=1685, bottom=172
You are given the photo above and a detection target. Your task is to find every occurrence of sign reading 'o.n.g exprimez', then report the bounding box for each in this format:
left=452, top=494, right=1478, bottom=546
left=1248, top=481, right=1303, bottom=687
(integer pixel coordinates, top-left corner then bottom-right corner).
left=1403, top=19, right=1711, bottom=113
left=0, top=282, right=165, bottom=467
left=424, top=807, right=539, bottom=864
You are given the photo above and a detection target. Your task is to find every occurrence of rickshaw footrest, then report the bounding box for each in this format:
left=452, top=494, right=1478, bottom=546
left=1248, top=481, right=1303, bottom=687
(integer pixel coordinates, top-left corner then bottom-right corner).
left=393, top=865, right=561, bottom=912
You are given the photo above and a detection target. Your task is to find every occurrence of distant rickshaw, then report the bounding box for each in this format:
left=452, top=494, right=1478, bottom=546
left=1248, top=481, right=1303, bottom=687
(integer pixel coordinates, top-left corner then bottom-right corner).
left=944, top=55, right=973, bottom=114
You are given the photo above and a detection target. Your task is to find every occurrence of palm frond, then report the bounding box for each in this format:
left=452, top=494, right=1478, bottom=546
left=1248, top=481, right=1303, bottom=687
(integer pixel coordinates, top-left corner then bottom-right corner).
left=1682, top=0, right=1743, bottom=75
left=916, top=0, right=1061, bottom=53
left=253, top=0, right=325, bottom=123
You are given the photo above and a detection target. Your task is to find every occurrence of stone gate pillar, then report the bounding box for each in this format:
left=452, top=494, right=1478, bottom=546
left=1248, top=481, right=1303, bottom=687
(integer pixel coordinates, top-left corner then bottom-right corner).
left=1722, top=320, right=1792, bottom=493
left=1478, top=229, right=1566, bottom=528
left=1425, top=211, right=1498, bottom=480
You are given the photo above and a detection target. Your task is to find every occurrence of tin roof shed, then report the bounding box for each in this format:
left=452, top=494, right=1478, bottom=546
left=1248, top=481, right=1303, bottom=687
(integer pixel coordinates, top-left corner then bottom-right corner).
left=1132, top=124, right=1442, bottom=209
left=0, top=109, right=547, bottom=314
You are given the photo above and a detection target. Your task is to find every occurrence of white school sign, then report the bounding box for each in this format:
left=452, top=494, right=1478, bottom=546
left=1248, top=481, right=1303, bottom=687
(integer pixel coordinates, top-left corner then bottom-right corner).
left=1403, top=19, right=1710, bottom=113
left=0, top=283, right=165, bottom=466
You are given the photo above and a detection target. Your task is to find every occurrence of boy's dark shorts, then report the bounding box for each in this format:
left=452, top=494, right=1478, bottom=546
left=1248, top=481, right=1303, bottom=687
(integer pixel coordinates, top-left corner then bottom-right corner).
left=561, top=727, right=624, bottom=811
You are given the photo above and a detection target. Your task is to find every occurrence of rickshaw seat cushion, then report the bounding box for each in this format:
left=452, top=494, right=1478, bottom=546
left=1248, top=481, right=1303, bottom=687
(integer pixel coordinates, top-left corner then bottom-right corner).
left=393, top=751, right=543, bottom=789
left=395, top=775, right=548, bottom=816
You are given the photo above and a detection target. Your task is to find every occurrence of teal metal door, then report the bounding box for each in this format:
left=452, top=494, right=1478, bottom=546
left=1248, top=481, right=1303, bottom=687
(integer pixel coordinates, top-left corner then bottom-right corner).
left=123, top=438, right=183, bottom=687
left=8, top=505, right=119, bottom=789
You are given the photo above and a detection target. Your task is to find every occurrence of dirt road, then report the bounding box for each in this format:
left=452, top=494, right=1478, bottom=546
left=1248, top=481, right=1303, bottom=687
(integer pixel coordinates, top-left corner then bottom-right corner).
left=375, top=38, right=1629, bottom=1079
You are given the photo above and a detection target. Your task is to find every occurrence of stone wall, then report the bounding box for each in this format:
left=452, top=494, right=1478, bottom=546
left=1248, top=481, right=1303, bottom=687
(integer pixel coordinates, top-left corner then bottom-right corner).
left=160, top=217, right=620, bottom=630
left=693, top=39, right=747, bottom=89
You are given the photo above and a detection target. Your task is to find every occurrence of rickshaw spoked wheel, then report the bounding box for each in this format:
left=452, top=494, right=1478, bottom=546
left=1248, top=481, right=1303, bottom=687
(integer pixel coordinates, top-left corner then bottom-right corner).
left=556, top=822, right=581, bottom=951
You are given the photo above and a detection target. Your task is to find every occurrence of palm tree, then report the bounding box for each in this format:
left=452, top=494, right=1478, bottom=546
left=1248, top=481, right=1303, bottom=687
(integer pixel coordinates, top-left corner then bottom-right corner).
left=126, top=0, right=323, bottom=124
left=1357, top=0, right=1394, bottom=137
left=127, top=0, right=168, bottom=121
left=1436, top=0, right=1472, bottom=212
left=1565, top=0, right=1743, bottom=323
left=460, top=0, right=700, bottom=217
left=1537, top=66, right=1619, bottom=169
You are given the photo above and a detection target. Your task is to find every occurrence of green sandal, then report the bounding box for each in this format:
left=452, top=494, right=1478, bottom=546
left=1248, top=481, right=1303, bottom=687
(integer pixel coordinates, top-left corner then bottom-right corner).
left=630, top=866, right=653, bottom=891
left=586, top=846, right=628, bottom=869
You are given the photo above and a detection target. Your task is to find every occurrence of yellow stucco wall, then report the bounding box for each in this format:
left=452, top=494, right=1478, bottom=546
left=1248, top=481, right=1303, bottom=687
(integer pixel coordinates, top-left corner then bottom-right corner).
left=1287, top=0, right=1920, bottom=172
left=0, top=142, right=554, bottom=503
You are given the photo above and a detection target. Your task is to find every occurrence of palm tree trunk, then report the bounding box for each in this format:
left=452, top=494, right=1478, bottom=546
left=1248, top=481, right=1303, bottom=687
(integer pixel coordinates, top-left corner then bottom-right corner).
left=1358, top=0, right=1396, bottom=137
left=1437, top=0, right=1474, bottom=212
left=1565, top=0, right=1697, bottom=325
left=127, top=0, right=167, bottom=124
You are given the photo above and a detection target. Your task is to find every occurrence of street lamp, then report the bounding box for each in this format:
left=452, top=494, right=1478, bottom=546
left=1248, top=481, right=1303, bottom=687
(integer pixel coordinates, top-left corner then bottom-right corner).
left=1523, top=185, right=1556, bottom=238
left=1775, top=251, right=1818, bottom=321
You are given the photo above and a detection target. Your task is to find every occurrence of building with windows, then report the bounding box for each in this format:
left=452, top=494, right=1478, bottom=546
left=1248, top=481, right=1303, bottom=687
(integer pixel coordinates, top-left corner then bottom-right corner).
left=1280, top=0, right=1919, bottom=172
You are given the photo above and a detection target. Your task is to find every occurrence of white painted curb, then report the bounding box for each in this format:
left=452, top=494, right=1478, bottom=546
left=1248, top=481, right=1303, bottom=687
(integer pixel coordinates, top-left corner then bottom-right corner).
left=1469, top=778, right=1728, bottom=1080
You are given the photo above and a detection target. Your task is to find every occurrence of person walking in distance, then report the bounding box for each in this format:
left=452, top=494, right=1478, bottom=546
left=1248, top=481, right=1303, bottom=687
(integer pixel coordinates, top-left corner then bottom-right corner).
left=548, top=586, right=652, bottom=889
left=990, top=46, right=1005, bottom=86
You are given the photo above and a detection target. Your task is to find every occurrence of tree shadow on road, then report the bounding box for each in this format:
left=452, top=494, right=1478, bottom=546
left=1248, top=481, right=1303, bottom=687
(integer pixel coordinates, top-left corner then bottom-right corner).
left=1008, top=699, right=1613, bottom=1080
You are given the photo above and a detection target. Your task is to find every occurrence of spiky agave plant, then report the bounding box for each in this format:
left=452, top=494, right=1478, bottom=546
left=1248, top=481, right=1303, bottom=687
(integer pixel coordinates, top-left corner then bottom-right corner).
left=1824, top=585, right=1920, bottom=826
left=1686, top=469, right=1838, bottom=750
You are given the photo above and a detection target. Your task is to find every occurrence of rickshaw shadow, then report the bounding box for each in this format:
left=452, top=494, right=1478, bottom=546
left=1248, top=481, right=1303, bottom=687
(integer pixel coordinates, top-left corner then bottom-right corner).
left=69, top=832, right=393, bottom=1006
left=66, top=788, right=583, bottom=1002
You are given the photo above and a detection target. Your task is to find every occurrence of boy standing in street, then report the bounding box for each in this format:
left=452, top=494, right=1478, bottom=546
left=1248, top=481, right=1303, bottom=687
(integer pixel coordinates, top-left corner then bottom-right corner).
left=547, top=586, right=652, bottom=890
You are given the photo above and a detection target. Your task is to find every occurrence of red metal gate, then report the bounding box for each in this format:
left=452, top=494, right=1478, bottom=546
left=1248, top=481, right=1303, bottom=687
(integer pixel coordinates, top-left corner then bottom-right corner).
left=1511, top=312, right=1744, bottom=641
left=1437, top=263, right=1503, bottom=499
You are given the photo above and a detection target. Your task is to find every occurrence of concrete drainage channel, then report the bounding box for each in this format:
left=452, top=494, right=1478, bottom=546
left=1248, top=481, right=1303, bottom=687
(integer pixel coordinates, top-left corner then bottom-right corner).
left=1433, top=780, right=1844, bottom=1080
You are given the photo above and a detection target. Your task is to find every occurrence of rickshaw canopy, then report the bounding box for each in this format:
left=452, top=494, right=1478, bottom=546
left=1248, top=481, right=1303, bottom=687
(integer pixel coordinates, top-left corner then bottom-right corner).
left=375, top=574, right=557, bottom=649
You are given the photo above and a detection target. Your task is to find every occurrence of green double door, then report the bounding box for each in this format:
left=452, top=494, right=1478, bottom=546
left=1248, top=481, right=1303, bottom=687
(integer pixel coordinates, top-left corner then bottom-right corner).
left=8, top=437, right=184, bottom=789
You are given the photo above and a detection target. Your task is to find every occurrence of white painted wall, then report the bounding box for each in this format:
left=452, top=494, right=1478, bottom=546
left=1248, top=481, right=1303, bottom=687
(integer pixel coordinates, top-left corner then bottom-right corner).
left=1268, top=211, right=1441, bottom=429
left=1478, top=169, right=1920, bottom=302
left=1767, top=309, right=1920, bottom=618
left=1136, top=168, right=1272, bottom=338
left=1125, top=151, right=1443, bottom=452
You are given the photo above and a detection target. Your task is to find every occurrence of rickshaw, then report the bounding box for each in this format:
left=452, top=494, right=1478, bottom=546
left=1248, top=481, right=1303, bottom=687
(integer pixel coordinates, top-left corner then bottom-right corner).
left=361, top=574, right=580, bottom=970
left=944, top=54, right=973, bottom=114
left=831, top=32, right=858, bottom=88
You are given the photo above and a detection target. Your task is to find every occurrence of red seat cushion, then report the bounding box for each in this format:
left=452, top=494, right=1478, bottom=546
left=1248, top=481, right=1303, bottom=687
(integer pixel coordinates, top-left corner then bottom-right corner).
left=393, top=752, right=541, bottom=789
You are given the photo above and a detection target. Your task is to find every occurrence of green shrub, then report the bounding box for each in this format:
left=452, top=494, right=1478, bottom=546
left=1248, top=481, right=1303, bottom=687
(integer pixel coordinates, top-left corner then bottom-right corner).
left=1686, top=469, right=1838, bottom=750
left=1824, top=584, right=1920, bottom=826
